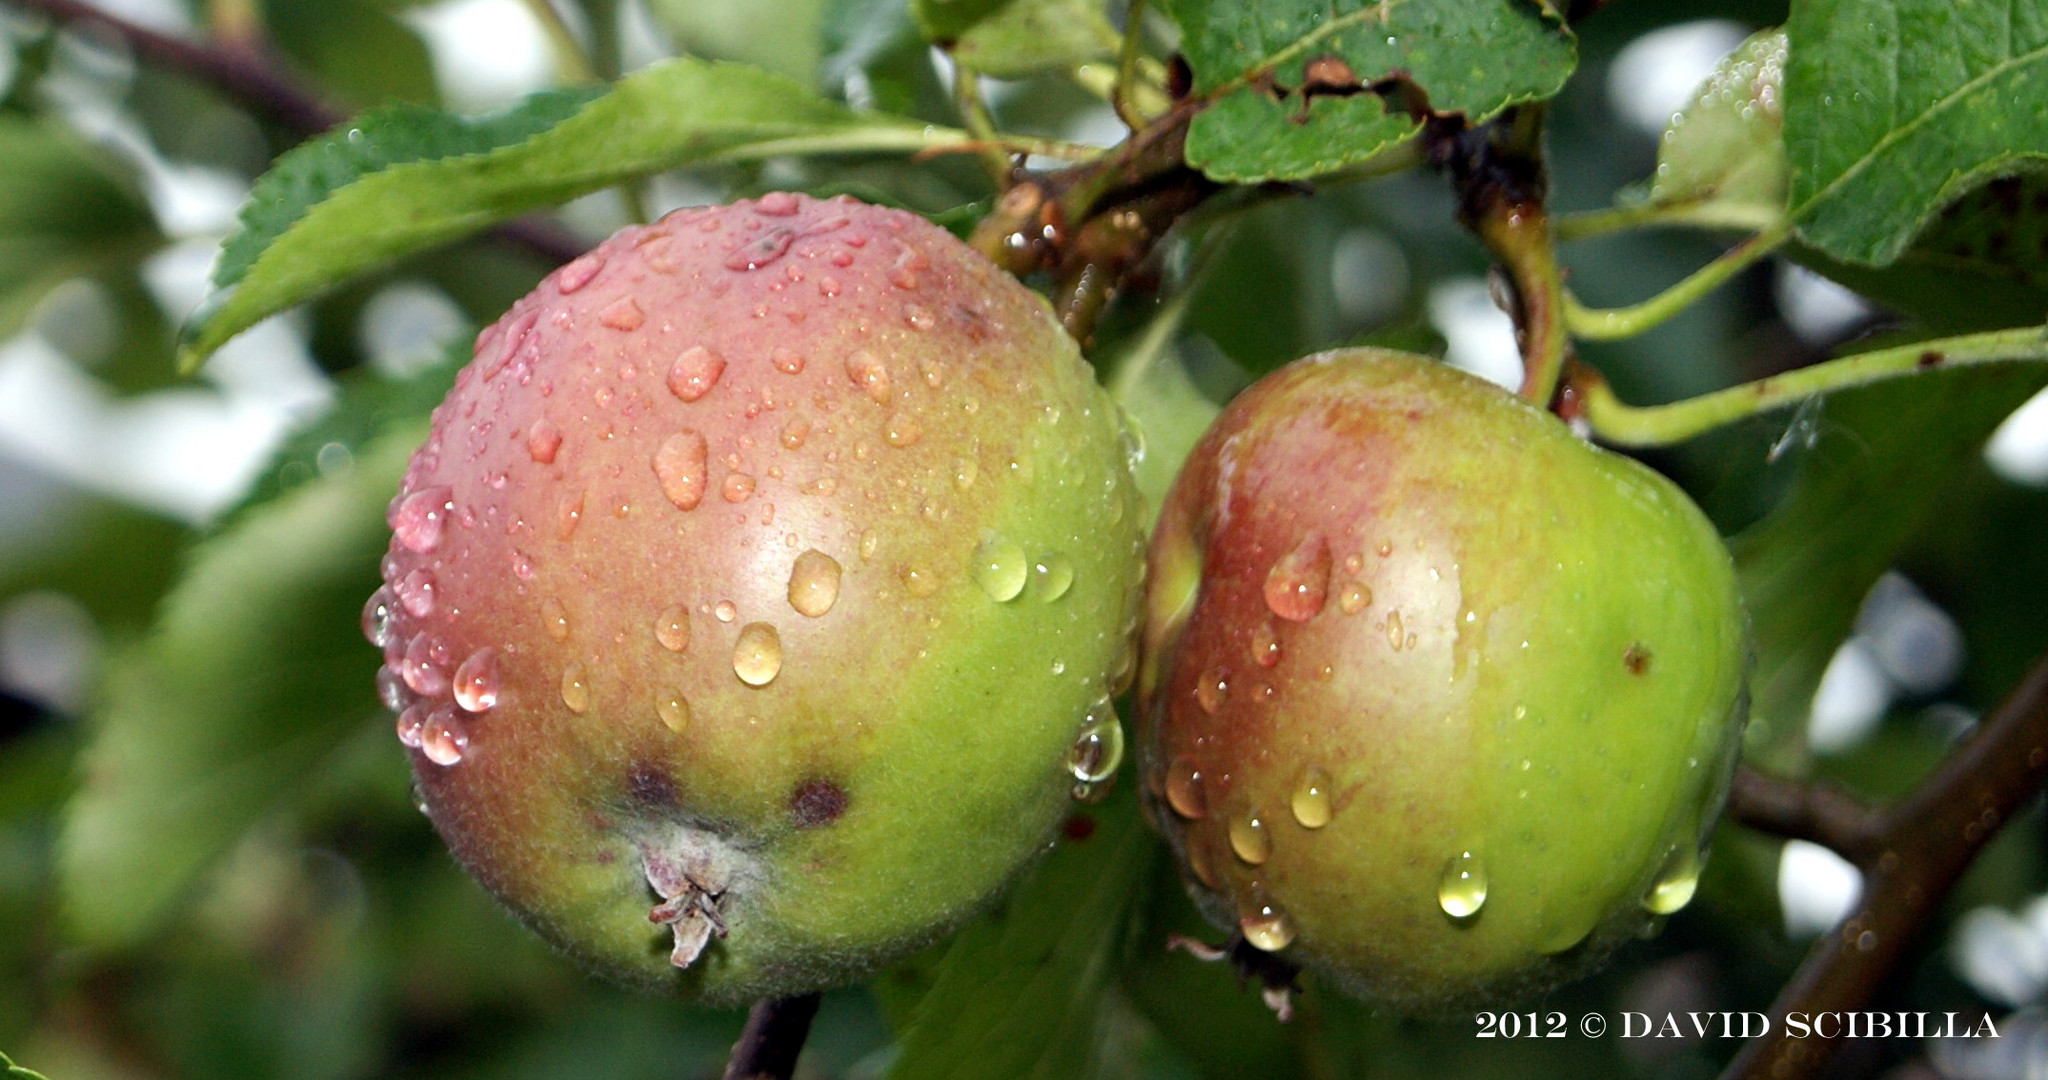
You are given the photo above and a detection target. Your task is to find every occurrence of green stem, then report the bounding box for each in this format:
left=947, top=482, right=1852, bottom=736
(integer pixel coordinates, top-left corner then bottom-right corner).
left=1112, top=0, right=1152, bottom=129
left=1553, top=199, right=1786, bottom=243
left=1574, top=325, right=2048, bottom=447
left=950, top=61, right=1014, bottom=187
left=1564, top=219, right=1793, bottom=340
left=518, top=0, right=597, bottom=84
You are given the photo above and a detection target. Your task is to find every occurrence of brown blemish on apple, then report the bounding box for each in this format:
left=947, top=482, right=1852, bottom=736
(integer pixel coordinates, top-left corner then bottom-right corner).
left=1624, top=642, right=1652, bottom=675
left=790, top=778, right=849, bottom=827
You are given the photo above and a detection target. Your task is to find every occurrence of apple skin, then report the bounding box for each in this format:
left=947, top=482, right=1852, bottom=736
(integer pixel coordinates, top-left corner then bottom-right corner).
left=1138, top=349, right=1748, bottom=1010
left=364, top=193, right=1144, bottom=1005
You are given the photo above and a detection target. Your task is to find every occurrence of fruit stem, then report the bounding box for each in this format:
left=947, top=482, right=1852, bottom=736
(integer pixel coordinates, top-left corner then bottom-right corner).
left=1565, top=324, right=2048, bottom=447
left=1563, top=219, right=1793, bottom=341
left=1553, top=199, right=1786, bottom=243
left=1720, top=650, right=2048, bottom=1080
left=720, top=993, right=822, bottom=1080
left=1111, top=0, right=1158, bottom=130
left=1438, top=106, right=1572, bottom=407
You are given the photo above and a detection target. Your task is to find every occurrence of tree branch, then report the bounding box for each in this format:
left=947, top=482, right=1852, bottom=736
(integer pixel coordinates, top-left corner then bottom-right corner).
left=5, top=0, right=341, bottom=133
left=2, top=0, right=588, bottom=267
left=721, top=993, right=821, bottom=1080
left=1720, top=650, right=2048, bottom=1080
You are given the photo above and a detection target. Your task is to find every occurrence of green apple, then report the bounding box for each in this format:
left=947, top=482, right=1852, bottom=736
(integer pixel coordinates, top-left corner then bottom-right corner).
left=1138, top=348, right=1748, bottom=1010
left=364, top=193, right=1145, bottom=1005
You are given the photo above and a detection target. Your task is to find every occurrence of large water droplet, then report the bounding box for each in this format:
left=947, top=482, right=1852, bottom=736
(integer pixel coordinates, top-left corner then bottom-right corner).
left=1165, top=756, right=1208, bottom=818
left=395, top=702, right=427, bottom=748
left=402, top=633, right=448, bottom=695
left=1229, top=813, right=1271, bottom=865
left=556, top=252, right=606, bottom=294
left=395, top=568, right=438, bottom=617
left=377, top=664, right=412, bottom=712
left=452, top=647, right=500, bottom=712
left=787, top=550, right=842, bottom=617
left=543, top=598, right=571, bottom=641
left=391, top=486, right=453, bottom=553
left=772, top=347, right=806, bottom=374
left=557, top=491, right=584, bottom=539
left=1068, top=701, right=1124, bottom=783
left=780, top=417, right=810, bottom=450
left=715, top=600, right=737, bottom=622
left=733, top=622, right=783, bottom=686
left=527, top=419, right=562, bottom=464
left=883, top=411, right=922, bottom=447
left=972, top=537, right=1028, bottom=601
left=656, top=689, right=691, bottom=733
left=1291, top=766, right=1333, bottom=829
left=1438, top=851, right=1488, bottom=918
left=726, top=226, right=795, bottom=271
left=1642, top=843, right=1702, bottom=915
left=1263, top=534, right=1331, bottom=621
left=667, top=346, right=726, bottom=402
left=560, top=662, right=591, bottom=713
left=656, top=605, right=690, bottom=652
left=362, top=587, right=399, bottom=648
left=599, top=296, right=644, bottom=331
left=1195, top=666, right=1229, bottom=714
left=845, top=350, right=890, bottom=404
left=654, top=431, right=708, bottom=510
left=1029, top=552, right=1074, bottom=602
left=421, top=706, right=468, bottom=765
left=1239, top=893, right=1295, bottom=952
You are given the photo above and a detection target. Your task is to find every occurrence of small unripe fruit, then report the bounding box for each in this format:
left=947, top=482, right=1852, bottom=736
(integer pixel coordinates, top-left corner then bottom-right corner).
left=365, top=193, right=1144, bottom=1005
left=1139, top=349, right=1747, bottom=1010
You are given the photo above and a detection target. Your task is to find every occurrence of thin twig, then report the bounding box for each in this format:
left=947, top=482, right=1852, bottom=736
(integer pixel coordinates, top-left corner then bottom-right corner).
left=3, top=0, right=587, bottom=269
left=1720, top=651, right=2048, bottom=1080
left=5, top=0, right=341, bottom=132
left=721, top=993, right=822, bottom=1080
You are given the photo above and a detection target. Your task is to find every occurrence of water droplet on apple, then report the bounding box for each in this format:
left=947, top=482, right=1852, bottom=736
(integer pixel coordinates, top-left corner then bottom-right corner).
left=395, top=701, right=427, bottom=747
left=543, top=598, right=571, bottom=641
left=845, top=350, right=890, bottom=404
left=884, top=411, right=922, bottom=447
left=972, top=537, right=1028, bottom=601
left=1438, top=850, right=1488, bottom=918
left=1229, top=812, right=1271, bottom=864
left=377, top=664, right=412, bottom=712
left=1251, top=621, right=1281, bottom=668
left=1263, top=533, right=1331, bottom=621
left=1642, top=843, right=1701, bottom=915
left=527, top=419, right=562, bottom=463
left=1029, top=552, right=1075, bottom=601
left=787, top=550, right=842, bottom=617
left=656, top=605, right=691, bottom=652
left=1386, top=609, right=1406, bottom=651
left=556, top=252, right=606, bottom=294
left=656, top=689, right=691, bottom=733
left=1068, top=700, right=1124, bottom=784
left=653, top=431, right=708, bottom=510
left=771, top=347, right=806, bottom=374
left=1165, top=756, right=1208, bottom=818
left=733, top=622, right=783, bottom=686
left=403, top=633, right=448, bottom=695
left=1195, top=666, right=1229, bottom=714
left=667, top=346, right=726, bottom=402
left=421, top=706, right=468, bottom=765
left=362, top=587, right=399, bottom=648
left=1239, top=892, right=1295, bottom=951
left=1291, top=766, right=1332, bottom=828
left=391, top=486, right=453, bottom=553
left=560, top=662, right=591, bottom=714
left=1339, top=580, right=1372, bottom=614
left=453, top=647, right=500, bottom=712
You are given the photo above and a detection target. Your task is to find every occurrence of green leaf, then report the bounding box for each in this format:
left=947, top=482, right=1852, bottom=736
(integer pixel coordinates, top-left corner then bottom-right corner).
left=1729, top=361, right=2048, bottom=771
left=1649, top=29, right=1789, bottom=225
left=0, top=117, right=162, bottom=344
left=644, top=0, right=828, bottom=83
left=1167, top=0, right=1575, bottom=182
left=1, top=1051, right=50, bottom=1080
left=263, top=0, right=439, bottom=108
left=214, top=89, right=601, bottom=296
left=56, top=424, right=419, bottom=948
left=1783, top=0, right=2048, bottom=265
left=184, top=58, right=963, bottom=370
left=1790, top=174, right=2048, bottom=334
left=918, top=0, right=1118, bottom=78
left=883, top=783, right=1152, bottom=1080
